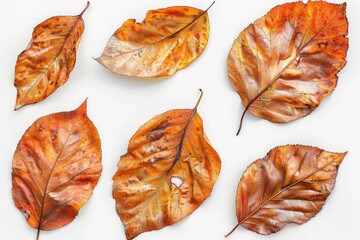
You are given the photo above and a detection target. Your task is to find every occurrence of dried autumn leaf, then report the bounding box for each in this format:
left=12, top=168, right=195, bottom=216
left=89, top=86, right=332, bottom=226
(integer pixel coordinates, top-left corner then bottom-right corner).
left=113, top=90, right=221, bottom=239
left=227, top=1, right=348, bottom=135
left=14, top=2, right=90, bottom=110
left=12, top=100, right=102, bottom=240
left=225, top=145, right=346, bottom=237
left=96, top=3, right=213, bottom=78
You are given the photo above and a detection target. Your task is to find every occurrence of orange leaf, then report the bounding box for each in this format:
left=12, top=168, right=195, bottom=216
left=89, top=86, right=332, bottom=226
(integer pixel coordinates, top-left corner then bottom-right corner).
left=225, top=145, right=346, bottom=237
left=96, top=3, right=213, bottom=78
left=14, top=2, right=90, bottom=110
left=113, top=90, right=221, bottom=239
left=227, top=1, right=348, bottom=135
left=12, top=100, right=102, bottom=240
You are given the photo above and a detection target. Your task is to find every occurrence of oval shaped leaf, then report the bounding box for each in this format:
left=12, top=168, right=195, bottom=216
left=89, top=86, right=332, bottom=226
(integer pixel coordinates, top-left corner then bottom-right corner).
left=227, top=1, right=348, bottom=135
left=14, top=2, right=90, bottom=110
left=12, top=100, right=102, bottom=239
left=225, top=145, right=346, bottom=237
left=96, top=3, right=213, bottom=78
left=113, top=91, right=221, bottom=239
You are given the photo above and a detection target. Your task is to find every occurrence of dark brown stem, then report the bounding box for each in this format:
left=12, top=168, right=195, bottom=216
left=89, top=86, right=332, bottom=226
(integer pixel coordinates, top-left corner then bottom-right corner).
left=79, top=1, right=90, bottom=16
left=236, top=105, right=250, bottom=136
left=194, top=89, right=204, bottom=110
left=224, top=223, right=240, bottom=238
left=236, top=80, right=271, bottom=136
left=207, top=1, right=216, bottom=11
left=36, top=228, right=40, bottom=240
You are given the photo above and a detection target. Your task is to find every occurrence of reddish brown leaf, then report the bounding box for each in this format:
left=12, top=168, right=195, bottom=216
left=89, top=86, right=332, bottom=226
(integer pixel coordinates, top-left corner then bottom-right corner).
left=112, top=90, right=221, bottom=239
left=227, top=1, right=348, bottom=135
left=225, top=145, right=346, bottom=237
left=96, top=3, right=213, bottom=78
left=14, top=2, right=90, bottom=110
left=12, top=100, right=102, bottom=239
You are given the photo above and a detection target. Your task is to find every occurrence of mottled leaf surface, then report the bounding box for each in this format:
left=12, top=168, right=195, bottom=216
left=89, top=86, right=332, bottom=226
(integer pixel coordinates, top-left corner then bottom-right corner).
left=14, top=2, right=89, bottom=110
left=12, top=100, right=102, bottom=237
left=113, top=91, right=221, bottom=239
left=226, top=145, right=346, bottom=237
left=97, top=4, right=212, bottom=78
left=227, top=1, right=348, bottom=134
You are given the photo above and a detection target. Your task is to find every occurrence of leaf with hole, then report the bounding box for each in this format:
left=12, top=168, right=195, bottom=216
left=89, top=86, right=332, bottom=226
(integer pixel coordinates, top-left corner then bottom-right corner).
left=12, top=100, right=102, bottom=240
left=96, top=3, right=213, bottom=78
left=225, top=145, right=346, bottom=237
left=227, top=1, right=348, bottom=135
left=112, top=90, right=221, bottom=239
left=14, top=2, right=90, bottom=110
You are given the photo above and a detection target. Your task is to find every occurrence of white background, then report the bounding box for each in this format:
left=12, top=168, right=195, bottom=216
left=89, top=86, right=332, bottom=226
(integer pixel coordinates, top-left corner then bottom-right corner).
left=0, top=0, right=359, bottom=239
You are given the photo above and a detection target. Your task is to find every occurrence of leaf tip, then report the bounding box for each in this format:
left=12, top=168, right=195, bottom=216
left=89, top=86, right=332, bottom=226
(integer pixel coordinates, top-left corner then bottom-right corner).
left=328, top=150, right=348, bottom=165
left=14, top=92, right=24, bottom=110
left=76, top=98, right=88, bottom=115
left=339, top=151, right=348, bottom=160
left=94, top=56, right=104, bottom=65
left=14, top=99, right=24, bottom=111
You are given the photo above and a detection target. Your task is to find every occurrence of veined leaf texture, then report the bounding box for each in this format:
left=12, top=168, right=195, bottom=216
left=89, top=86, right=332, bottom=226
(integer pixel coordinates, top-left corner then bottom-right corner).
left=14, top=2, right=89, bottom=110
left=0, top=0, right=353, bottom=240
left=113, top=90, right=221, bottom=239
left=12, top=100, right=102, bottom=239
left=226, top=145, right=346, bottom=237
left=97, top=3, right=213, bottom=78
left=227, top=1, right=348, bottom=134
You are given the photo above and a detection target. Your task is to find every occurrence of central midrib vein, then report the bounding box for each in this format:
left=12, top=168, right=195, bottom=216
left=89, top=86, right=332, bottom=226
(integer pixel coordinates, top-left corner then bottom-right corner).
left=109, top=2, right=214, bottom=57
left=236, top=7, right=343, bottom=135
left=240, top=158, right=333, bottom=226
left=225, top=156, right=335, bottom=238
left=18, top=14, right=83, bottom=106
left=133, top=90, right=203, bottom=214
left=36, top=125, right=74, bottom=236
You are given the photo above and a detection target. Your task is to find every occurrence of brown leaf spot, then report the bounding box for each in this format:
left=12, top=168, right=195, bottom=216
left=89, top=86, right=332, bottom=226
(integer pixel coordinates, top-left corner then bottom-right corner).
left=147, top=120, right=170, bottom=142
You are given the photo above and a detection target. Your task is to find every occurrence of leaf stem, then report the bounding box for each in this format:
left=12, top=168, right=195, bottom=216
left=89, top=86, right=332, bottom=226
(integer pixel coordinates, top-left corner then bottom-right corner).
left=36, top=228, right=40, bottom=240
left=194, top=89, right=204, bottom=110
left=236, top=105, right=250, bottom=136
left=79, top=1, right=90, bottom=16
left=224, top=223, right=240, bottom=238
left=206, top=1, right=216, bottom=11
